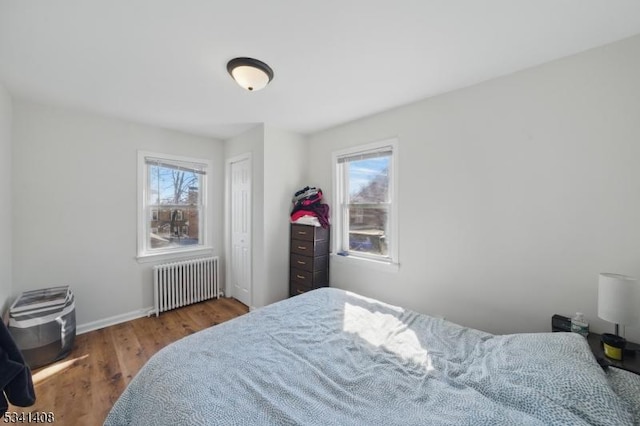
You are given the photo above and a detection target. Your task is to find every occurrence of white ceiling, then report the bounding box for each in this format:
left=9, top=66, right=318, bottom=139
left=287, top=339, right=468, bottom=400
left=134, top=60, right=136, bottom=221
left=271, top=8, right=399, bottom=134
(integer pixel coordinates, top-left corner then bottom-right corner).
left=1, top=1, right=640, bottom=140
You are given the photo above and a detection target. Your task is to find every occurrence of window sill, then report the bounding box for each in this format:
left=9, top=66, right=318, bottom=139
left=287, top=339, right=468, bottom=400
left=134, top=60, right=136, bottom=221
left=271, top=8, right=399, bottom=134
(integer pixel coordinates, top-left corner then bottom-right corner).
left=331, top=253, right=399, bottom=273
left=136, top=247, right=214, bottom=264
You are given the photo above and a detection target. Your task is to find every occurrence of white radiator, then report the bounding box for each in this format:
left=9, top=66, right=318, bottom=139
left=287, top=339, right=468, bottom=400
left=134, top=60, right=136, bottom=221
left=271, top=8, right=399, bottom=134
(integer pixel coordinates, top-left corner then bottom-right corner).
left=153, top=256, right=220, bottom=317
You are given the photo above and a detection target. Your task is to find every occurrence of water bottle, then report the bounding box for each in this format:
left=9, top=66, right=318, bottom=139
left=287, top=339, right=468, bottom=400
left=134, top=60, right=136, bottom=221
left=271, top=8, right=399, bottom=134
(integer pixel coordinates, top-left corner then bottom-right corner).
left=571, top=312, right=589, bottom=337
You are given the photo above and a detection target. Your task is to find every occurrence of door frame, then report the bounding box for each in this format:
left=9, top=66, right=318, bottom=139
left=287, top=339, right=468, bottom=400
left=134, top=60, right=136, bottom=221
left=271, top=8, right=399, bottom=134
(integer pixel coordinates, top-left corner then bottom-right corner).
left=224, top=152, right=253, bottom=308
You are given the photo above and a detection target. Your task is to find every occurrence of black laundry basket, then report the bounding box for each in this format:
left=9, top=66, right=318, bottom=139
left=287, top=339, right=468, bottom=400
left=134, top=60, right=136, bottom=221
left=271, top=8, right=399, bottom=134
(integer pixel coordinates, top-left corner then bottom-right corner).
left=8, top=286, right=76, bottom=369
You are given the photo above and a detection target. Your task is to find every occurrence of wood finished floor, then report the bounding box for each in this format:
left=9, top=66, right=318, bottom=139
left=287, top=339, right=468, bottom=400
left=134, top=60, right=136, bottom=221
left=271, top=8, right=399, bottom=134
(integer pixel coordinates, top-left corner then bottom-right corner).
left=9, top=298, right=249, bottom=425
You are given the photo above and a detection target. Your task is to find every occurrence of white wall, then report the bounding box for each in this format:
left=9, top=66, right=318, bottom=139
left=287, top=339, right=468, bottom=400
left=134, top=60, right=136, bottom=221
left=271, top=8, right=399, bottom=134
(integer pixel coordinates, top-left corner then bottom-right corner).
left=308, top=34, right=640, bottom=342
left=0, top=84, right=11, bottom=312
left=263, top=126, right=308, bottom=305
left=224, top=125, right=308, bottom=308
left=12, top=100, right=225, bottom=328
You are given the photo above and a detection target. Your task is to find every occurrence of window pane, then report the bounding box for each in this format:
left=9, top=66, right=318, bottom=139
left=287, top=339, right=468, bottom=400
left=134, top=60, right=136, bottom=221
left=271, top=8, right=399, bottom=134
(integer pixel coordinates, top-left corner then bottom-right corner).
left=348, top=156, right=390, bottom=203
left=149, top=206, right=200, bottom=249
left=148, top=165, right=200, bottom=206
left=148, top=164, right=201, bottom=250
left=348, top=206, right=388, bottom=256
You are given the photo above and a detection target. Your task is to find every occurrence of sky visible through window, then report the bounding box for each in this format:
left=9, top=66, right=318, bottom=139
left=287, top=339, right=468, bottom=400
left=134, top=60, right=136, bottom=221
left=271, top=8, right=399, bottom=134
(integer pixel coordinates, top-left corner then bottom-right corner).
left=147, top=164, right=201, bottom=249
left=149, top=165, right=199, bottom=205
left=348, top=157, right=389, bottom=198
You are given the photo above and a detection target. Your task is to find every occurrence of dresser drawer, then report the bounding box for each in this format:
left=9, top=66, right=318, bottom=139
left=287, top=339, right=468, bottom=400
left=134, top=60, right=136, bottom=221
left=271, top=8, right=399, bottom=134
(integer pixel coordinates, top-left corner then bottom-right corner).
left=289, top=278, right=329, bottom=297
left=290, top=268, right=313, bottom=287
left=291, top=224, right=315, bottom=241
left=290, top=281, right=309, bottom=297
left=291, top=239, right=329, bottom=256
left=290, top=253, right=328, bottom=273
left=291, top=224, right=329, bottom=242
left=290, top=253, right=313, bottom=272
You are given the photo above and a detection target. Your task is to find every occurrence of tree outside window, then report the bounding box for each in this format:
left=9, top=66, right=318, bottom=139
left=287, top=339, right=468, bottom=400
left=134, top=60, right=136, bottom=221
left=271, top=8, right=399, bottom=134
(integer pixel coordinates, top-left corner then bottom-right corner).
left=335, top=140, right=398, bottom=263
left=138, top=152, right=209, bottom=258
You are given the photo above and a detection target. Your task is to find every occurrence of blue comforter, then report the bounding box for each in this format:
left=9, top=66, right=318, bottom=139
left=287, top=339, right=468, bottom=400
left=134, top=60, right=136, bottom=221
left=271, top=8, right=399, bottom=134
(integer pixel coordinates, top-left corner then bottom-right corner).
left=105, top=288, right=636, bottom=425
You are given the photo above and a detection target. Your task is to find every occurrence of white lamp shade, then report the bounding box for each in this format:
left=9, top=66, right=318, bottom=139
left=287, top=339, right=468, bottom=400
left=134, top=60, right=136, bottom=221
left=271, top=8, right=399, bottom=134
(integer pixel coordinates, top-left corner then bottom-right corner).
left=227, top=57, right=274, bottom=92
left=598, top=273, right=639, bottom=326
left=230, top=65, right=270, bottom=91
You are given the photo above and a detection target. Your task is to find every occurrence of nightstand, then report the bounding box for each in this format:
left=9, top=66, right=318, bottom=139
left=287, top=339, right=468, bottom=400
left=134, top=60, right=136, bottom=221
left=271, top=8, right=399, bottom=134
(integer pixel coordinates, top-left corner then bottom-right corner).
left=587, top=332, right=640, bottom=375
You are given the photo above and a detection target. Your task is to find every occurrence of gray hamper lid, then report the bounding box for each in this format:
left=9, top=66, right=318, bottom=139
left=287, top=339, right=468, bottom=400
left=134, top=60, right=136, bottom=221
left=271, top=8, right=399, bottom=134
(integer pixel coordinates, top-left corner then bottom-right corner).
left=9, top=286, right=75, bottom=328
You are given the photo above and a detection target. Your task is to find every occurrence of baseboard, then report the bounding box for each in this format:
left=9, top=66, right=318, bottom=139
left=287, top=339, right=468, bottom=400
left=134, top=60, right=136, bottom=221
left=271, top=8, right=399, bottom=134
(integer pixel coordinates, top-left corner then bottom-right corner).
left=76, top=306, right=153, bottom=335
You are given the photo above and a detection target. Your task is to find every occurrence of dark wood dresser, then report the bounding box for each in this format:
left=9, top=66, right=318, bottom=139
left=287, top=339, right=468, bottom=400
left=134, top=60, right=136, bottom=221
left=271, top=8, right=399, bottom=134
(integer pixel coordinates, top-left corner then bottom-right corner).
left=289, top=224, right=329, bottom=296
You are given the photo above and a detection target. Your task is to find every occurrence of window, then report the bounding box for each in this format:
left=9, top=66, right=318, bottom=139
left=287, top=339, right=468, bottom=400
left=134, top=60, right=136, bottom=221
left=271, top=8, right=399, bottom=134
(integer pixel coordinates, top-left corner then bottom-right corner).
left=137, top=151, right=210, bottom=259
left=333, top=139, right=398, bottom=264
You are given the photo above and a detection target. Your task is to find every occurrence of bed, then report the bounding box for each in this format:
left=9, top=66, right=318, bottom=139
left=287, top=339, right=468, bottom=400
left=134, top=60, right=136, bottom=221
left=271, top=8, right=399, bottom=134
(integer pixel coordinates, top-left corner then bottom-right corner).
left=105, top=288, right=640, bottom=425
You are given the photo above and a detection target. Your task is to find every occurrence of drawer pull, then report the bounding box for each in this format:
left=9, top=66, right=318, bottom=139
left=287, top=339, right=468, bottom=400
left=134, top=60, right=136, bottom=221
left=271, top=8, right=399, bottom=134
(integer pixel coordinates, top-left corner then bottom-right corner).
left=297, top=289, right=304, bottom=294
left=298, top=231, right=307, bottom=235
left=296, top=274, right=305, bottom=280
left=297, top=246, right=306, bottom=250
left=296, top=260, right=306, bottom=265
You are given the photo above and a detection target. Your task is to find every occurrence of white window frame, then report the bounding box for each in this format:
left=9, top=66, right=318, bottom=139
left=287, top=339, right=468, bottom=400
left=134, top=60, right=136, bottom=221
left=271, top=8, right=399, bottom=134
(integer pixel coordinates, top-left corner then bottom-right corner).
left=137, top=151, right=213, bottom=263
left=332, top=138, right=399, bottom=269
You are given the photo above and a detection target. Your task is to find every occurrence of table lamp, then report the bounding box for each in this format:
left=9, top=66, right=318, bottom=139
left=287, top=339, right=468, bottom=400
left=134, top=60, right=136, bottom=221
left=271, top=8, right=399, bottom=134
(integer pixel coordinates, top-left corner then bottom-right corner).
left=597, top=273, right=639, bottom=360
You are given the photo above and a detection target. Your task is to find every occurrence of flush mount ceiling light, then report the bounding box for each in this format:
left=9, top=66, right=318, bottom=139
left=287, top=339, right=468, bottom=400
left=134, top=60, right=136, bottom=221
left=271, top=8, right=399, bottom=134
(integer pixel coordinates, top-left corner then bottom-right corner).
left=226, top=57, right=274, bottom=91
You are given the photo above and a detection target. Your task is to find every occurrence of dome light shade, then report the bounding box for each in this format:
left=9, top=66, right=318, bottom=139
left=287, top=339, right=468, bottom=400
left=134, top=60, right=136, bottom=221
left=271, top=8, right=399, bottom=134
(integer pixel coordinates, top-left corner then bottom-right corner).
left=227, top=57, right=274, bottom=91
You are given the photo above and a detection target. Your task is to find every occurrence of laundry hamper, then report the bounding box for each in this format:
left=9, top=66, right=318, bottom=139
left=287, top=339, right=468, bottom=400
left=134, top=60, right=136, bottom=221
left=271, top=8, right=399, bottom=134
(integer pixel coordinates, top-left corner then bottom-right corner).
left=8, top=286, right=76, bottom=369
